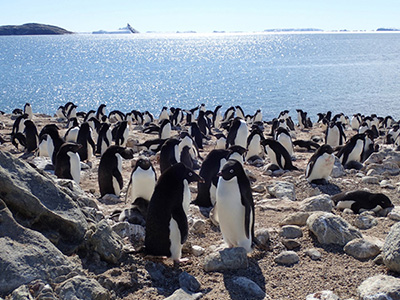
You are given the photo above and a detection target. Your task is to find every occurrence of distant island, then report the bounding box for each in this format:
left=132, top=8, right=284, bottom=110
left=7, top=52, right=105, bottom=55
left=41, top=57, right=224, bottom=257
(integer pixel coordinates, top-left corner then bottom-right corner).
left=376, top=28, right=400, bottom=31
left=0, top=23, right=72, bottom=35
left=264, top=28, right=323, bottom=32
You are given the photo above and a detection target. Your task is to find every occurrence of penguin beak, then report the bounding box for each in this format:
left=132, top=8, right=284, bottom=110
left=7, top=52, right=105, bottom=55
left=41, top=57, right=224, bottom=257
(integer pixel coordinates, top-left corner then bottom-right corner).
left=198, top=176, right=205, bottom=183
left=217, top=171, right=222, bottom=177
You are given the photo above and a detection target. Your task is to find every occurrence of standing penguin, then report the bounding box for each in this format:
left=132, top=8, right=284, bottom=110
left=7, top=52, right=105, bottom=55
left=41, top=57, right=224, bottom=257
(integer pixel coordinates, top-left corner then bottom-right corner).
left=159, top=119, right=172, bottom=140
left=226, top=117, right=248, bottom=149
left=215, top=159, right=255, bottom=252
left=188, top=122, right=204, bottom=149
left=96, top=104, right=107, bottom=121
left=275, top=127, right=294, bottom=157
left=212, top=105, right=223, bottom=128
left=325, top=122, right=346, bottom=148
left=23, top=120, right=39, bottom=152
left=261, top=139, right=298, bottom=171
left=24, top=103, right=33, bottom=120
left=96, top=123, right=112, bottom=155
left=193, top=149, right=230, bottom=207
left=98, top=145, right=134, bottom=197
left=113, top=121, right=129, bottom=147
left=39, top=124, right=64, bottom=165
left=127, top=157, right=157, bottom=203
left=145, top=163, right=203, bottom=263
left=305, top=144, right=335, bottom=184
left=336, top=133, right=365, bottom=166
left=12, top=113, right=28, bottom=135
left=245, top=128, right=264, bottom=162
left=159, top=138, right=181, bottom=173
left=54, top=143, right=82, bottom=184
left=76, top=122, right=95, bottom=161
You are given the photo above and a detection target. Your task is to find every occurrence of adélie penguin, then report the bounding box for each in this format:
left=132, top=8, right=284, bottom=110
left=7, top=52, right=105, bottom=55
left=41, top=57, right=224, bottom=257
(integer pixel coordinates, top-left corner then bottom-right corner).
left=145, top=163, right=203, bottom=263
left=54, top=143, right=82, bottom=184
left=215, top=159, right=255, bottom=252
left=261, top=139, right=298, bottom=171
left=127, top=157, right=157, bottom=203
left=305, top=144, right=335, bottom=185
left=98, top=145, right=134, bottom=197
left=332, top=190, right=393, bottom=214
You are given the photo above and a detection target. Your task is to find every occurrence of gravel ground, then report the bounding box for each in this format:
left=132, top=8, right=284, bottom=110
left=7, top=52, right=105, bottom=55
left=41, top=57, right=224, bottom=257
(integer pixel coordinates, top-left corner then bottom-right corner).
left=1, top=112, right=399, bottom=300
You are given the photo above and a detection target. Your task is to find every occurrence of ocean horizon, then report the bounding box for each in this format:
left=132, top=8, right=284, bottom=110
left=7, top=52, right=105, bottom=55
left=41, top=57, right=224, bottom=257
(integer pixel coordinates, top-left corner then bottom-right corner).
left=1, top=32, right=400, bottom=121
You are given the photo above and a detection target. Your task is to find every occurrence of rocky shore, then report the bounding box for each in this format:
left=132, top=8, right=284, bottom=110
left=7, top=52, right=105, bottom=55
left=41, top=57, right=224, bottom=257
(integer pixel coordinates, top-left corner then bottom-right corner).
left=0, top=111, right=400, bottom=300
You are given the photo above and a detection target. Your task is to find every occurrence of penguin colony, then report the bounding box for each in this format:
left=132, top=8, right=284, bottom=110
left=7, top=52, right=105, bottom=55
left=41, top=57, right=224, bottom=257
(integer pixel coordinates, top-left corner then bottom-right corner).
left=2, top=103, right=396, bottom=263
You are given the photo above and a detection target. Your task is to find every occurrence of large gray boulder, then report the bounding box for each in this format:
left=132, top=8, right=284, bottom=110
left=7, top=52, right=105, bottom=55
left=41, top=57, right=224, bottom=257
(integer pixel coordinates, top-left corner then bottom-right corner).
left=267, top=181, right=296, bottom=200
left=89, top=220, right=124, bottom=264
left=343, top=238, right=381, bottom=260
left=383, top=222, right=400, bottom=273
left=0, top=200, right=79, bottom=295
left=307, top=212, right=362, bottom=246
left=55, top=275, right=110, bottom=300
left=203, top=247, right=248, bottom=272
left=299, top=194, right=333, bottom=212
left=0, top=150, right=87, bottom=254
left=358, top=275, right=400, bottom=300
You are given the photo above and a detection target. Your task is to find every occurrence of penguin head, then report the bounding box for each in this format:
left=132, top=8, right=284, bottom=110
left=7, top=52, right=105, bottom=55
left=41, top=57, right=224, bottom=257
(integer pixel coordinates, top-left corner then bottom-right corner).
left=61, top=142, right=82, bottom=153
left=373, top=193, right=394, bottom=209
left=116, top=146, right=134, bottom=159
left=178, top=163, right=203, bottom=183
left=218, top=159, right=244, bottom=181
left=135, top=157, right=153, bottom=171
left=318, top=144, right=334, bottom=155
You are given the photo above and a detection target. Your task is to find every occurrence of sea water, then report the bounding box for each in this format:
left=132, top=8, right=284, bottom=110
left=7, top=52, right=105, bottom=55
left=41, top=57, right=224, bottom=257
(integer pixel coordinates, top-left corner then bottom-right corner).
left=1, top=32, right=400, bottom=121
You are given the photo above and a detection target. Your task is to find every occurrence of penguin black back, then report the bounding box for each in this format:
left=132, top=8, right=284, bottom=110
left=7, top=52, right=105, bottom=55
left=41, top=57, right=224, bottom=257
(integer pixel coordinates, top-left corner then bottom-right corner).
left=76, top=122, right=95, bottom=161
left=23, top=120, right=39, bottom=152
left=193, top=149, right=230, bottom=207
left=98, top=145, right=134, bottom=197
left=159, top=138, right=181, bottom=173
left=145, top=163, right=203, bottom=259
left=332, top=190, right=393, bottom=214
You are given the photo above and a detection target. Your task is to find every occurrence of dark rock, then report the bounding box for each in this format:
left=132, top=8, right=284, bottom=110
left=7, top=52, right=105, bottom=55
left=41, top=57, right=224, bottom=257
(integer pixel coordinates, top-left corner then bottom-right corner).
left=0, top=23, right=72, bottom=36
left=178, top=272, right=201, bottom=292
left=55, top=275, right=110, bottom=300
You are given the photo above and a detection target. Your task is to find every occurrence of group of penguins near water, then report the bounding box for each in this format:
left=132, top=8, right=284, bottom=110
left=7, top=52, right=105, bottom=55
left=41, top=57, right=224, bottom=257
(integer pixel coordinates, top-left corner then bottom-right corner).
left=2, top=102, right=396, bottom=263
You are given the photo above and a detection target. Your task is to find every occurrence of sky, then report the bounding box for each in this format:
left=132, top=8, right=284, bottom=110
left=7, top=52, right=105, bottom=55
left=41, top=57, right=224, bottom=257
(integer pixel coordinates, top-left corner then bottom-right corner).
left=1, top=0, right=399, bottom=33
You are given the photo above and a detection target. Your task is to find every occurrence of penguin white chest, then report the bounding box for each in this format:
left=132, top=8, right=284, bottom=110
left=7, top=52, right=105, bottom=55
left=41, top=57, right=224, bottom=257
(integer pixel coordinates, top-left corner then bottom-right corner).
left=130, top=167, right=156, bottom=201
left=327, top=127, right=340, bottom=147
left=67, top=151, right=81, bottom=184
left=346, top=139, right=364, bottom=163
left=306, top=153, right=334, bottom=182
left=235, top=121, right=248, bottom=148
left=277, top=134, right=293, bottom=156
left=265, top=145, right=279, bottom=167
left=246, top=135, right=262, bottom=160
left=216, top=176, right=252, bottom=252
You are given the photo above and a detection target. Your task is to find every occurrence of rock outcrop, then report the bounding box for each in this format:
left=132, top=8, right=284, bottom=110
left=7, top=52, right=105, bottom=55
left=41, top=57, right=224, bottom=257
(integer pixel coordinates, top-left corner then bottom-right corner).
left=0, top=23, right=73, bottom=35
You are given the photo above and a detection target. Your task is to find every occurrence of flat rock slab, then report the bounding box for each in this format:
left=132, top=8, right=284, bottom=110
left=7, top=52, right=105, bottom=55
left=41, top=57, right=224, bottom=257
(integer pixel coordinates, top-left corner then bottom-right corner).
left=203, top=247, right=248, bottom=272
left=307, top=212, right=362, bottom=246
left=358, top=275, right=400, bottom=300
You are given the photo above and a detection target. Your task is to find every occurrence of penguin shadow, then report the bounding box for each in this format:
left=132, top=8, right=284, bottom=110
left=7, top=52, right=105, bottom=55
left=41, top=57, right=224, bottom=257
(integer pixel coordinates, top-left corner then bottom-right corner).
left=310, top=182, right=342, bottom=196
left=222, top=253, right=266, bottom=300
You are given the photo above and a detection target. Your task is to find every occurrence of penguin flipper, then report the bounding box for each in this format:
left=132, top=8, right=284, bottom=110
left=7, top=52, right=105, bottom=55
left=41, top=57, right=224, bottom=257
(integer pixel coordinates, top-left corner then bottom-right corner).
left=239, top=180, right=253, bottom=240
left=172, top=206, right=188, bottom=244
left=112, top=169, right=124, bottom=189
